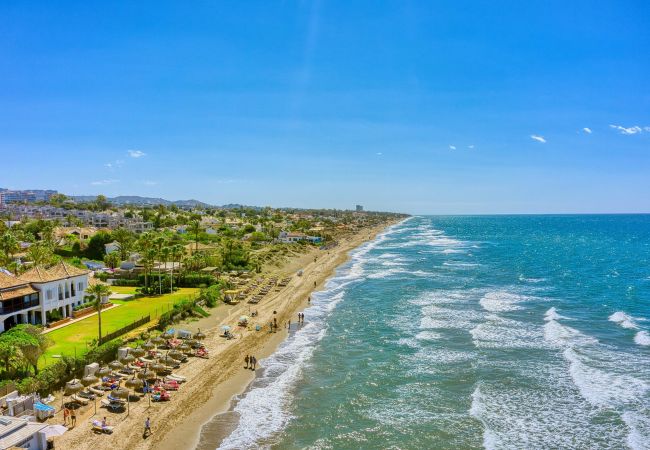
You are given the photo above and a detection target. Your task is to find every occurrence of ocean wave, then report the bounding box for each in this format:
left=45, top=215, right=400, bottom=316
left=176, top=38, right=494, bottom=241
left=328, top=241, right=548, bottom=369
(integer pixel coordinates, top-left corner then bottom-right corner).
left=543, top=307, right=566, bottom=322
left=609, top=311, right=640, bottom=330
left=634, top=331, right=650, bottom=346
left=518, top=275, right=546, bottom=283
left=470, top=315, right=545, bottom=349
left=479, top=291, right=530, bottom=313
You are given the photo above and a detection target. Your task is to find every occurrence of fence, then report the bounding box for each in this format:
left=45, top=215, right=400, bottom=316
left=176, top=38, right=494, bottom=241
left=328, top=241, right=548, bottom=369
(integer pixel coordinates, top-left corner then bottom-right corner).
left=99, top=315, right=150, bottom=345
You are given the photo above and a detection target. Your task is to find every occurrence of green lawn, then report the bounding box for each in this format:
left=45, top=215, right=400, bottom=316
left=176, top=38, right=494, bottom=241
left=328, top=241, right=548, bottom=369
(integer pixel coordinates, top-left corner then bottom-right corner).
left=41, top=287, right=199, bottom=366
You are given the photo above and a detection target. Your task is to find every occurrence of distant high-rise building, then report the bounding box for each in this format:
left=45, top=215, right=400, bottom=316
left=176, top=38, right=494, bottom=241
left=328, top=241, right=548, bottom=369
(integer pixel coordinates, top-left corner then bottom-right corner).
left=356, top=204, right=364, bottom=212
left=0, top=189, right=57, bottom=206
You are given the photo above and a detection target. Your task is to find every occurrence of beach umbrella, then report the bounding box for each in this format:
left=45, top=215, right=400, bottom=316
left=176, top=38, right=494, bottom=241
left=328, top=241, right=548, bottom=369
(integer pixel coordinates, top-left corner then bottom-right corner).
left=194, top=329, right=206, bottom=340
left=125, top=377, right=143, bottom=390
left=97, top=366, right=111, bottom=377
left=159, top=355, right=176, bottom=366
left=151, top=363, right=167, bottom=374
left=131, top=347, right=146, bottom=358
left=64, top=379, right=83, bottom=396
left=112, top=387, right=130, bottom=399
left=138, top=369, right=156, bottom=380
left=239, top=315, right=249, bottom=322
left=81, top=374, right=98, bottom=387
left=109, top=360, right=124, bottom=371
left=120, top=353, right=135, bottom=364
left=142, top=341, right=155, bottom=350
left=151, top=335, right=166, bottom=346
left=179, top=343, right=191, bottom=354
left=220, top=325, right=231, bottom=331
left=168, top=350, right=184, bottom=361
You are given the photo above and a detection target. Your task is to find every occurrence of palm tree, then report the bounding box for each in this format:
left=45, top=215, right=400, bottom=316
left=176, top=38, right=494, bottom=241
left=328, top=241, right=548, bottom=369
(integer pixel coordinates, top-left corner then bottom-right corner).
left=161, top=246, right=171, bottom=293
left=85, top=284, right=112, bottom=343
left=153, top=235, right=166, bottom=295
left=190, top=220, right=201, bottom=253
left=170, top=244, right=184, bottom=292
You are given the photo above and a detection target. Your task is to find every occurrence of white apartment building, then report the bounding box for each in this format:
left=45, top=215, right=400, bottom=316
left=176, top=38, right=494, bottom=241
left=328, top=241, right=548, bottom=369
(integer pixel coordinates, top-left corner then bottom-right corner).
left=0, top=262, right=90, bottom=332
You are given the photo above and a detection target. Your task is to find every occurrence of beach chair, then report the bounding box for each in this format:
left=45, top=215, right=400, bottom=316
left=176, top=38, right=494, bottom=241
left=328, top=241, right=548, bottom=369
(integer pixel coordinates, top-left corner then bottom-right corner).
left=89, top=387, right=105, bottom=396
left=100, top=399, right=124, bottom=412
left=71, top=394, right=89, bottom=405
left=167, top=373, right=186, bottom=382
left=91, top=420, right=114, bottom=434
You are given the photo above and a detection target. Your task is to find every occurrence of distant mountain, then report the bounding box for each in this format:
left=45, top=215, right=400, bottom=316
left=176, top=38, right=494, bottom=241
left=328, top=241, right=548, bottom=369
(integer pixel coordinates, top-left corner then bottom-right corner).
left=70, top=195, right=212, bottom=208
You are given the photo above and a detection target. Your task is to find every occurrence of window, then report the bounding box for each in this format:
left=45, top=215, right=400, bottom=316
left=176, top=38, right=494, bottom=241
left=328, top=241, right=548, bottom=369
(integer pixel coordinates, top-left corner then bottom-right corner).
left=78, top=282, right=84, bottom=291
left=47, top=289, right=52, bottom=300
left=58, top=284, right=63, bottom=300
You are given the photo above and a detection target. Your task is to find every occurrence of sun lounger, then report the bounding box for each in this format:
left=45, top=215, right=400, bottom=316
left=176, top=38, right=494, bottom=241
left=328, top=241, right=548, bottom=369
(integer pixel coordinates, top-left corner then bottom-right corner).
left=89, top=387, right=105, bottom=396
left=100, top=399, right=124, bottom=412
left=167, top=374, right=186, bottom=382
left=71, top=394, right=89, bottom=405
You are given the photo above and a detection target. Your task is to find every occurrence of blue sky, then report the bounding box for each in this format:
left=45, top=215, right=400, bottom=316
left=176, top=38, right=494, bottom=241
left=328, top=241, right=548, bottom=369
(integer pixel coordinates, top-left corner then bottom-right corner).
left=1, top=1, right=649, bottom=214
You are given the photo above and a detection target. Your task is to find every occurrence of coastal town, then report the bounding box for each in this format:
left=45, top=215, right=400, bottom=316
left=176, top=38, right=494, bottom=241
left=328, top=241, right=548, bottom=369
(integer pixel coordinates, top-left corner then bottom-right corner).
left=0, top=187, right=405, bottom=449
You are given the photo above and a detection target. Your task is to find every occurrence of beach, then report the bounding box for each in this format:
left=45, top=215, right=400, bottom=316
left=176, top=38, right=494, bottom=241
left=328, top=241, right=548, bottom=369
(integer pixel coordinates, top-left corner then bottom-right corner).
left=53, top=221, right=394, bottom=450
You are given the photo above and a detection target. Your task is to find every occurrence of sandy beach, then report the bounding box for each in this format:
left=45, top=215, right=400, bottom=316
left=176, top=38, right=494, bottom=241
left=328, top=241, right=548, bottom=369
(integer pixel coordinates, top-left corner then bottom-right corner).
left=53, top=221, right=393, bottom=450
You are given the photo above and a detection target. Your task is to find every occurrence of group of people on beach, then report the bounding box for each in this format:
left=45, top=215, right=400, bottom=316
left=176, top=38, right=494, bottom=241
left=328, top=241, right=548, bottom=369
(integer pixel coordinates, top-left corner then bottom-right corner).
left=244, top=355, right=258, bottom=370
left=297, top=312, right=305, bottom=324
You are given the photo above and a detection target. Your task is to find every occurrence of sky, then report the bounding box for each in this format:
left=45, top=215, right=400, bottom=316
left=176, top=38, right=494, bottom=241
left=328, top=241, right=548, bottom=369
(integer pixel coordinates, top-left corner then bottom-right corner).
left=1, top=1, right=649, bottom=214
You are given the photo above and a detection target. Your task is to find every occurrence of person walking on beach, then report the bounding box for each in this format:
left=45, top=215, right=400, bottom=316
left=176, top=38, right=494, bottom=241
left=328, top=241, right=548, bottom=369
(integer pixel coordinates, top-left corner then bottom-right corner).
left=274, top=317, right=278, bottom=331
left=70, top=408, right=76, bottom=427
left=245, top=355, right=250, bottom=369
left=144, top=417, right=152, bottom=437
left=287, top=320, right=291, bottom=330
left=63, top=406, right=69, bottom=426
left=250, top=356, right=256, bottom=370
left=308, top=296, right=311, bottom=304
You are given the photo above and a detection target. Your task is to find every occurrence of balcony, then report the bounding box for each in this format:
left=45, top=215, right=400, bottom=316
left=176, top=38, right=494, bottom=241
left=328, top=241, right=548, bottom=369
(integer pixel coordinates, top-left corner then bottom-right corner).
left=0, top=299, right=40, bottom=315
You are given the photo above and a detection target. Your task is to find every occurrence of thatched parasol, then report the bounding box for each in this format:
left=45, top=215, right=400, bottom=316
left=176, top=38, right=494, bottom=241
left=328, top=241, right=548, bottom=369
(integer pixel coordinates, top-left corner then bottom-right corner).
left=194, top=329, right=206, bottom=340
left=112, top=387, right=130, bottom=399
left=151, top=335, right=166, bottom=346
left=168, top=350, right=184, bottom=361
left=64, top=379, right=84, bottom=396
left=97, top=366, right=111, bottom=377
left=179, top=343, right=191, bottom=354
left=151, top=363, right=167, bottom=374
left=138, top=369, right=157, bottom=380
left=81, top=375, right=98, bottom=387
left=142, top=341, right=155, bottom=350
left=120, top=353, right=136, bottom=364
left=125, top=377, right=144, bottom=390
left=130, top=347, right=146, bottom=358
left=109, top=360, right=124, bottom=371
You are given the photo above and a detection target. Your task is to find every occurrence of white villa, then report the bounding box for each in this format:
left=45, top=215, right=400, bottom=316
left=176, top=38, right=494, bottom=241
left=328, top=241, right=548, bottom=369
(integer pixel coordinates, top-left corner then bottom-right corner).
left=0, top=262, right=91, bottom=332
left=278, top=231, right=323, bottom=244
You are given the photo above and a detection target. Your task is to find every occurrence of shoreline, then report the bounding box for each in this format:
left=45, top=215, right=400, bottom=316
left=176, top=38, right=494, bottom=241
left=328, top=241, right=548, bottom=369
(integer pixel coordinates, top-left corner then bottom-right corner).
left=164, top=222, right=391, bottom=450
left=54, top=221, right=396, bottom=450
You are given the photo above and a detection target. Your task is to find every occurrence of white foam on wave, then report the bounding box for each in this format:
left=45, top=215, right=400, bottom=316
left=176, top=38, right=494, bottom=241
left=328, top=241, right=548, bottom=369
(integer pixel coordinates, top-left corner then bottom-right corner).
left=442, top=262, right=479, bottom=268
left=479, top=291, right=530, bottom=313
left=634, top=330, right=650, bottom=346
left=623, top=410, right=650, bottom=450
left=518, top=275, right=546, bottom=283
left=543, top=307, right=565, bottom=322
left=609, top=311, right=639, bottom=329
left=471, top=315, right=545, bottom=349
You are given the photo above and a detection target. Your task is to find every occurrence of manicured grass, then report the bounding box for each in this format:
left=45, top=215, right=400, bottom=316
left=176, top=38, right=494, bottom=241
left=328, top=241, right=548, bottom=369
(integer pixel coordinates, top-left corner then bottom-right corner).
left=41, top=287, right=200, bottom=366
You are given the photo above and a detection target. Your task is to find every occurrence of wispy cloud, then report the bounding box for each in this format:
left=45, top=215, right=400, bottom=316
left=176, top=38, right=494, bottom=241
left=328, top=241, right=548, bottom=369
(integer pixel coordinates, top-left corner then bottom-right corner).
left=609, top=124, right=649, bottom=135
left=449, top=145, right=456, bottom=150
left=91, top=179, right=119, bottom=186
left=105, top=159, right=124, bottom=170
left=142, top=180, right=158, bottom=186
left=376, top=152, right=383, bottom=156
left=582, top=127, right=592, bottom=134
left=530, top=135, right=547, bottom=143
left=128, top=150, right=146, bottom=158
left=468, top=144, right=475, bottom=149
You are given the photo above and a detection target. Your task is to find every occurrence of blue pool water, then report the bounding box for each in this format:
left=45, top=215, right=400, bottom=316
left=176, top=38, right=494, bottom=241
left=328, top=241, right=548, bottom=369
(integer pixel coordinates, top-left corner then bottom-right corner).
left=218, top=215, right=650, bottom=449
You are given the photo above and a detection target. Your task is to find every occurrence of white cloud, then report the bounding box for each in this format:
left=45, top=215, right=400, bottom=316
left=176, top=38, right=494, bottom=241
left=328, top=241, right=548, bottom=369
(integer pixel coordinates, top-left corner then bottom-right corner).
left=376, top=152, right=383, bottom=156
left=91, top=179, right=119, bottom=186
left=468, top=144, right=475, bottom=149
left=609, top=124, right=644, bottom=135
left=128, top=150, right=146, bottom=158
left=530, top=135, right=547, bottom=143
left=449, top=145, right=456, bottom=150
left=142, top=180, right=157, bottom=186
left=582, top=127, right=592, bottom=134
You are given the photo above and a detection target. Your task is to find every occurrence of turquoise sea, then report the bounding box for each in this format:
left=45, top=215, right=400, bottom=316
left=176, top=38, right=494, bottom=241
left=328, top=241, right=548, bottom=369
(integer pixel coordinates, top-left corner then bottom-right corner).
left=217, top=215, right=650, bottom=449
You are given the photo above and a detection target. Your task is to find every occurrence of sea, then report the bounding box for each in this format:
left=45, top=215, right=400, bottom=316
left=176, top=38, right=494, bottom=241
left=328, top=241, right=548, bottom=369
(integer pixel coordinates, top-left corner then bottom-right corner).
left=213, top=215, right=650, bottom=450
